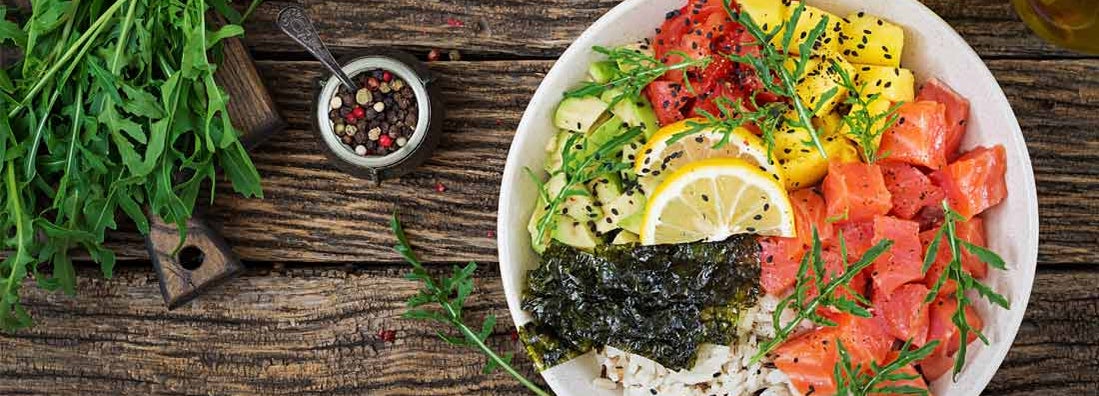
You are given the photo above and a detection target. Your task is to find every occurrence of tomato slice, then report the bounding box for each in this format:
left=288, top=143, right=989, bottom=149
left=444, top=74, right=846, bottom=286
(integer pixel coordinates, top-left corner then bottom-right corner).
left=870, top=216, right=924, bottom=296
left=873, top=283, right=931, bottom=346
left=823, top=162, right=893, bottom=223
left=646, top=80, right=691, bottom=125
left=917, top=78, right=970, bottom=161
left=931, top=145, right=1007, bottom=220
left=760, top=236, right=805, bottom=295
left=879, top=160, right=945, bottom=220
left=879, top=101, right=949, bottom=170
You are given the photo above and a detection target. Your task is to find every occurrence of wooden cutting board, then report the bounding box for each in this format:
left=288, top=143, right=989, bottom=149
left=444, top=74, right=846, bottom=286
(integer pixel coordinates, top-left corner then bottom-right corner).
left=145, top=35, right=286, bottom=308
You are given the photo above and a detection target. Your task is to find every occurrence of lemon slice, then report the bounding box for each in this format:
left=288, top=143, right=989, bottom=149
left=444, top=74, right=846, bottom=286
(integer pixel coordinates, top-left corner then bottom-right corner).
left=640, top=158, right=795, bottom=246
left=633, top=118, right=780, bottom=183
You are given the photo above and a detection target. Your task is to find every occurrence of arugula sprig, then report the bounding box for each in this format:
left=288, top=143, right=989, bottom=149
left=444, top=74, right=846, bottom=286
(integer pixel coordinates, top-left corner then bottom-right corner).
left=391, top=213, right=551, bottom=396
left=1, top=0, right=264, bottom=331
left=921, top=201, right=1010, bottom=379
left=565, top=45, right=711, bottom=108
left=724, top=0, right=836, bottom=158
left=833, top=338, right=940, bottom=396
left=671, top=96, right=787, bottom=161
left=525, top=127, right=644, bottom=248
left=753, top=228, right=894, bottom=363
left=829, top=61, right=903, bottom=163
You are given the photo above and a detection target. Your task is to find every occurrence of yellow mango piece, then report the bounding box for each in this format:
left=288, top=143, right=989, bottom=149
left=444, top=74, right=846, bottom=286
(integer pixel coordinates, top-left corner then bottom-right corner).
left=840, top=11, right=905, bottom=67
left=853, top=64, right=915, bottom=103
left=779, top=136, right=861, bottom=190
left=738, top=0, right=789, bottom=35
left=794, top=55, right=855, bottom=115
left=773, top=2, right=844, bottom=55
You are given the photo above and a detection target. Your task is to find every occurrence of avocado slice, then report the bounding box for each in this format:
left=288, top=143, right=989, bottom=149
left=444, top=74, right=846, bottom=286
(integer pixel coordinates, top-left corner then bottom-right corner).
left=588, top=61, right=620, bottom=84
left=601, top=188, right=645, bottom=231
left=601, top=88, right=661, bottom=138
left=588, top=172, right=624, bottom=207
left=555, top=96, right=608, bottom=133
left=528, top=198, right=552, bottom=253
left=543, top=130, right=573, bottom=173
left=612, top=231, right=640, bottom=245
left=583, top=115, right=628, bottom=159
left=560, top=193, right=602, bottom=222
left=614, top=43, right=655, bottom=73
left=618, top=211, right=644, bottom=235
left=552, top=216, right=598, bottom=250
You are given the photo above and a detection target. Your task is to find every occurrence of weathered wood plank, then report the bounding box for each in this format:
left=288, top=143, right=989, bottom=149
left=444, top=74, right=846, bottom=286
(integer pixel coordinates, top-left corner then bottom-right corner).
left=103, top=58, right=1098, bottom=265
left=238, top=0, right=1087, bottom=61
left=0, top=265, right=1094, bottom=395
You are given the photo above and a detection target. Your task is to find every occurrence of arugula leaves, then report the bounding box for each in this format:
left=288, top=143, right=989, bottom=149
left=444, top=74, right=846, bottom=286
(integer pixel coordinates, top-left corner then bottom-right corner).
left=0, top=0, right=264, bottom=331
left=724, top=0, right=835, bottom=158
left=392, top=213, right=551, bottom=396
left=753, top=228, right=893, bottom=363
left=829, top=60, right=903, bottom=163
left=565, top=45, right=710, bottom=108
left=833, top=338, right=939, bottom=396
left=922, top=201, right=1010, bottom=379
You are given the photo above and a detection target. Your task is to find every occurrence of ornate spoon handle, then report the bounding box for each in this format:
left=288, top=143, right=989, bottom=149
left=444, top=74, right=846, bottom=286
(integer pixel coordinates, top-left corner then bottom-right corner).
left=277, top=6, right=357, bottom=89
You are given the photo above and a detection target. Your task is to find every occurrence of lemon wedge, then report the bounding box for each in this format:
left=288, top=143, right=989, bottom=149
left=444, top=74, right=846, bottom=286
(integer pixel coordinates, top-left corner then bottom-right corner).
left=633, top=118, right=781, bottom=184
left=639, top=158, right=795, bottom=246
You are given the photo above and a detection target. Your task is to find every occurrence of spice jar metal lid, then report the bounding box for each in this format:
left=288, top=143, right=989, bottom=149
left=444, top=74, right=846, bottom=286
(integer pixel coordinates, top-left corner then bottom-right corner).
left=312, top=50, right=443, bottom=183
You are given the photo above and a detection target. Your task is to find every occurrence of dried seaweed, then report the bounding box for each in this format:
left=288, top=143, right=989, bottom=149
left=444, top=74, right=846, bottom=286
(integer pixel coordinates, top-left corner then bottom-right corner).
left=521, top=237, right=761, bottom=370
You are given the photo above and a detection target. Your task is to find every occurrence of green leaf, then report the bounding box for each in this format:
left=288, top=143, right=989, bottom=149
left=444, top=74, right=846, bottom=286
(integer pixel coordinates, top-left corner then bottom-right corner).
left=962, top=241, right=1007, bottom=271
left=206, top=24, right=244, bottom=49
left=120, top=84, right=164, bottom=119
left=479, top=314, right=497, bottom=342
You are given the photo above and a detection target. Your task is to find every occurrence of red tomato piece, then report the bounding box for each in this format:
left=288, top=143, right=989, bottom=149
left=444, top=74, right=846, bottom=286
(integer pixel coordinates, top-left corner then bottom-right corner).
left=834, top=220, right=875, bottom=263
left=926, top=295, right=984, bottom=357
left=879, top=161, right=945, bottom=219
left=917, top=78, right=971, bottom=161
left=791, top=188, right=833, bottom=248
left=774, top=327, right=840, bottom=395
left=870, top=216, right=924, bottom=296
left=646, top=81, right=691, bottom=125
left=760, top=236, right=805, bottom=295
left=931, top=145, right=1008, bottom=220
left=823, top=162, right=893, bottom=223
left=877, top=351, right=931, bottom=395
left=873, top=283, right=931, bottom=346
left=921, top=218, right=989, bottom=296
left=879, top=101, right=949, bottom=170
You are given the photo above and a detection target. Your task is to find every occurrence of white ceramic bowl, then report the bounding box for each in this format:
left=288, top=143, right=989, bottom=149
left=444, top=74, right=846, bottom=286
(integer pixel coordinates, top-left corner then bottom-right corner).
left=497, top=0, right=1039, bottom=394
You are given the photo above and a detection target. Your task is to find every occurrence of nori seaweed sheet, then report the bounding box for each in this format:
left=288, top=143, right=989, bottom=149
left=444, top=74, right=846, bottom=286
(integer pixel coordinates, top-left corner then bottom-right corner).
left=520, top=237, right=761, bottom=371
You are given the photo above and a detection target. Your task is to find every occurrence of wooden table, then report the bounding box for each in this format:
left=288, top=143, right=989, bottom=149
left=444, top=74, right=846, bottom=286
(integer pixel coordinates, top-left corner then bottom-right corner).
left=1, top=0, right=1096, bottom=394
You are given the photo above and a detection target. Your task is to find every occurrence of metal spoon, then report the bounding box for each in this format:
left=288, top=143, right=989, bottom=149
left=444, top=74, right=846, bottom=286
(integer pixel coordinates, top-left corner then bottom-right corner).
left=277, top=6, right=357, bottom=90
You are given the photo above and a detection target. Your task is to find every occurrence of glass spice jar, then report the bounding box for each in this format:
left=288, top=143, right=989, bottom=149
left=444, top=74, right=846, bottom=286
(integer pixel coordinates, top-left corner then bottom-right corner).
left=312, top=50, right=443, bottom=183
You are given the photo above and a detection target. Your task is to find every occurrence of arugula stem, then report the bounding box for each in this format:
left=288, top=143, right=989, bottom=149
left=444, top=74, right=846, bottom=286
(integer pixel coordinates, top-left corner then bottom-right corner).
left=2, top=165, right=26, bottom=302
left=442, top=303, right=551, bottom=396
left=10, top=0, right=126, bottom=118
left=241, top=0, right=264, bottom=23
left=110, top=0, right=141, bottom=73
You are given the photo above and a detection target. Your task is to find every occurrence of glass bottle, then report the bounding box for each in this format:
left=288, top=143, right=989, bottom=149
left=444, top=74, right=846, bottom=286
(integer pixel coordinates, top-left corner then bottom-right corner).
left=1013, top=0, right=1099, bottom=54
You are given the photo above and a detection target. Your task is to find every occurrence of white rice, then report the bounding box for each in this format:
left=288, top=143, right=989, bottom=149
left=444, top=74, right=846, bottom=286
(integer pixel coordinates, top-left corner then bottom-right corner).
left=595, top=295, right=809, bottom=396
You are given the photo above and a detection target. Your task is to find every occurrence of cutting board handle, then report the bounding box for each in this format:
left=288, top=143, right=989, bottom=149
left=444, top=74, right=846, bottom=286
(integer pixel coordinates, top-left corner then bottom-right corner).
left=146, top=213, right=243, bottom=308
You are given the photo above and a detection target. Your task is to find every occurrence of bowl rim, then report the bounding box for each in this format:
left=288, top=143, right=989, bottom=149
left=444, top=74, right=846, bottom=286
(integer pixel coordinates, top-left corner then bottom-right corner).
left=497, top=0, right=1040, bottom=394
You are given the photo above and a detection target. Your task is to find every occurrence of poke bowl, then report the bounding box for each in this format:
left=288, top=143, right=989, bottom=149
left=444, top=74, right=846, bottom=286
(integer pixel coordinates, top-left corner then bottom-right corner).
left=497, top=0, right=1039, bottom=395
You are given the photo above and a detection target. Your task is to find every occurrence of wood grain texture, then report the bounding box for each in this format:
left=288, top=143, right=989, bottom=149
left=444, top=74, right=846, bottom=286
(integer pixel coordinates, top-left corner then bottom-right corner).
left=146, top=213, right=243, bottom=308
left=100, top=59, right=1098, bottom=265
left=237, top=0, right=1089, bottom=60
left=0, top=265, right=1094, bottom=395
